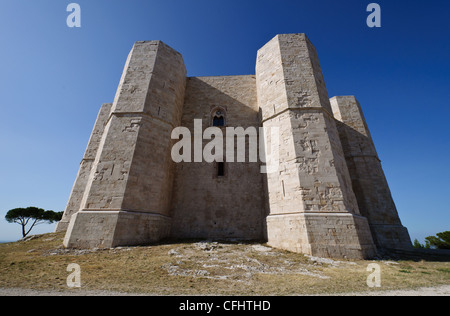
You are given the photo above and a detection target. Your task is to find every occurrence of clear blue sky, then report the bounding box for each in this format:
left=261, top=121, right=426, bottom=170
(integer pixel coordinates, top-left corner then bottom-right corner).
left=0, top=0, right=449, bottom=243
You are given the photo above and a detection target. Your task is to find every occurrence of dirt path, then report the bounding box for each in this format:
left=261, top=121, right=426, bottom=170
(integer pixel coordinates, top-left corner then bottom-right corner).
left=325, top=284, right=450, bottom=296
left=1, top=285, right=449, bottom=296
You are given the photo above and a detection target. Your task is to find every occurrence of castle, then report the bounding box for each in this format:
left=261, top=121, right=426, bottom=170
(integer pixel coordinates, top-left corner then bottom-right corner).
left=57, top=33, right=412, bottom=259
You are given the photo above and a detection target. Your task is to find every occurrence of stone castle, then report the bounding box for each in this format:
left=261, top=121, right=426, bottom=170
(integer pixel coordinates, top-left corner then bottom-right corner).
left=57, top=33, right=412, bottom=259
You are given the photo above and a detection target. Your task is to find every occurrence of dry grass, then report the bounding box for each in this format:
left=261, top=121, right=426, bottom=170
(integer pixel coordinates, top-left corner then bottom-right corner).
left=0, top=233, right=449, bottom=295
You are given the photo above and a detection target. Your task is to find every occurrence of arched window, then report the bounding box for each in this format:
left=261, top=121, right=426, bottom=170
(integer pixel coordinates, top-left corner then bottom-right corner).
left=211, top=108, right=226, bottom=127
left=213, top=115, right=225, bottom=127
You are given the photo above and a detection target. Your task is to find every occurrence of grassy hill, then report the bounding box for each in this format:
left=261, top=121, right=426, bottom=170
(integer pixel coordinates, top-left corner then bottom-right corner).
left=0, top=233, right=449, bottom=295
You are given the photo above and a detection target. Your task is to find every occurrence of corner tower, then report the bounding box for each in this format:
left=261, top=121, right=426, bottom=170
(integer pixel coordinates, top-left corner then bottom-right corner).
left=330, top=96, right=412, bottom=250
left=256, top=34, right=376, bottom=259
left=56, top=102, right=113, bottom=232
left=63, top=41, right=187, bottom=248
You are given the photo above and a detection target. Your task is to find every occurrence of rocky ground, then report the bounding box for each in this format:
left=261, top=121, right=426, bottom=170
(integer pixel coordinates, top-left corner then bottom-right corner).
left=1, top=234, right=449, bottom=296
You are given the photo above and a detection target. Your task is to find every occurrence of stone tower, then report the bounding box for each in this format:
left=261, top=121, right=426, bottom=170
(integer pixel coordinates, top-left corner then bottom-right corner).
left=256, top=34, right=377, bottom=259
left=61, top=41, right=187, bottom=248
left=58, top=34, right=412, bottom=258
left=330, top=96, right=412, bottom=250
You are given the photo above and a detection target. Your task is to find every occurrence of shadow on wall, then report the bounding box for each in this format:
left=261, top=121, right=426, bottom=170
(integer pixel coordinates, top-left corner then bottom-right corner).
left=169, top=76, right=270, bottom=241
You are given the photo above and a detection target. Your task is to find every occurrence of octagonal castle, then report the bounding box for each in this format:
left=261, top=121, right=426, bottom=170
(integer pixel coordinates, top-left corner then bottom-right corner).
left=57, top=34, right=412, bottom=259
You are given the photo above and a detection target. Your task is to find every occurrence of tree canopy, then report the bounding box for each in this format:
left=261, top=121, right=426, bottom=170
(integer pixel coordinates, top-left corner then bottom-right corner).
left=5, top=207, right=63, bottom=238
left=425, top=231, right=450, bottom=250
left=413, top=231, right=450, bottom=250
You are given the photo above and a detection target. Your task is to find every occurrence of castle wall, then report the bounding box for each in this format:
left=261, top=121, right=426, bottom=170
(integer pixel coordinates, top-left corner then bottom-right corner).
left=170, top=75, right=266, bottom=240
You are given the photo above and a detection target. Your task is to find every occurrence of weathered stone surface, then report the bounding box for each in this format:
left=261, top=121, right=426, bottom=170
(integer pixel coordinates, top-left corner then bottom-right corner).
left=330, top=96, right=412, bottom=250
left=63, top=40, right=186, bottom=249
left=61, top=34, right=410, bottom=258
left=256, top=34, right=376, bottom=259
left=56, top=103, right=112, bottom=232
left=170, top=75, right=265, bottom=240
left=266, top=213, right=376, bottom=259
left=63, top=211, right=170, bottom=248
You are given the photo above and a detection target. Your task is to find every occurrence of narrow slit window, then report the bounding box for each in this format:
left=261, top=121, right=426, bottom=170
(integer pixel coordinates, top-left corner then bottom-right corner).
left=217, top=162, right=225, bottom=177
